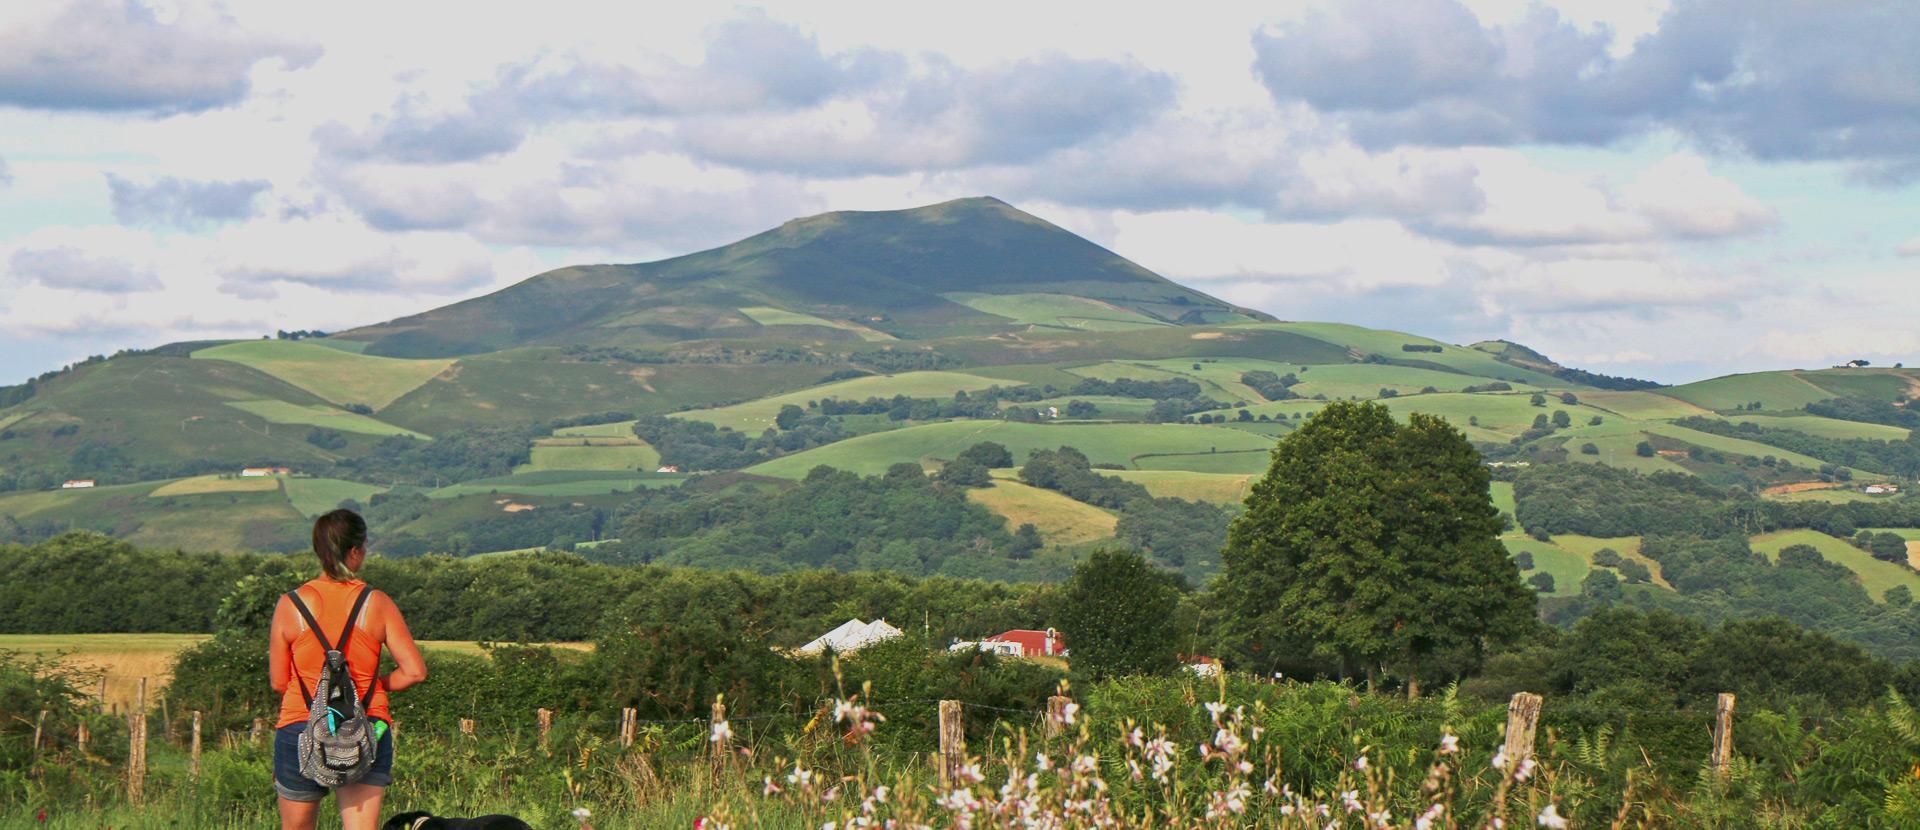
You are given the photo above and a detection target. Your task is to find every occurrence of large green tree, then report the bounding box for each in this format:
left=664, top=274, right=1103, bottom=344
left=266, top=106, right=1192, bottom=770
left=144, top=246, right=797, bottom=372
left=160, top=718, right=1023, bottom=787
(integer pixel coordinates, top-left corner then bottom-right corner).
left=1056, top=549, right=1182, bottom=679
left=1218, top=401, right=1533, bottom=694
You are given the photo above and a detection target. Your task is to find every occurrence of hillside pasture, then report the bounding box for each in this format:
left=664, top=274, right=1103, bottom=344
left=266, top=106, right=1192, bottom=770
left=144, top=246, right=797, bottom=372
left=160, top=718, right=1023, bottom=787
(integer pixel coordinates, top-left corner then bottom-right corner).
left=1489, top=481, right=1516, bottom=519
left=1122, top=357, right=1304, bottom=402
left=1252, top=322, right=1565, bottom=385
left=1017, top=395, right=1158, bottom=420
left=147, top=474, right=282, bottom=497
left=428, top=469, right=682, bottom=499
left=1377, top=393, right=1614, bottom=438
left=1287, top=364, right=1539, bottom=400
left=1552, top=534, right=1669, bottom=588
left=554, top=419, right=639, bottom=438
left=1662, top=371, right=1836, bottom=412
left=517, top=443, right=662, bottom=473
left=1751, top=529, right=1920, bottom=602
left=1641, top=422, right=1847, bottom=470
left=1716, top=413, right=1911, bottom=441
left=676, top=371, right=1006, bottom=432
left=1063, top=361, right=1241, bottom=401
left=1103, top=470, right=1256, bottom=504
left=192, top=340, right=454, bottom=409
left=744, top=420, right=1275, bottom=478
left=1862, top=529, right=1920, bottom=569
left=943, top=292, right=1172, bottom=331
left=224, top=399, right=429, bottom=438
left=1555, top=426, right=1689, bottom=474
left=1801, top=368, right=1919, bottom=400
left=965, top=480, right=1118, bottom=545
left=952, top=364, right=1088, bottom=388
left=283, top=477, right=388, bottom=517
left=738, top=306, right=896, bottom=341
left=1130, top=450, right=1272, bottom=474
left=1576, top=390, right=1710, bottom=421
left=1500, top=536, right=1584, bottom=597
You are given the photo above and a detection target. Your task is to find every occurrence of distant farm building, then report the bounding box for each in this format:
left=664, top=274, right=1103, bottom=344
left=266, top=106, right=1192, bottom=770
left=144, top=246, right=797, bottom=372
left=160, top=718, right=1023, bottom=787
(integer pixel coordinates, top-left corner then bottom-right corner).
left=948, top=638, right=1025, bottom=657
left=240, top=466, right=292, bottom=477
left=656, top=465, right=681, bottom=473
left=61, top=479, right=96, bottom=489
left=1866, top=484, right=1900, bottom=495
left=1656, top=449, right=1690, bottom=458
left=967, top=628, right=1066, bottom=658
left=793, top=618, right=903, bottom=656
left=1183, top=656, right=1222, bottom=678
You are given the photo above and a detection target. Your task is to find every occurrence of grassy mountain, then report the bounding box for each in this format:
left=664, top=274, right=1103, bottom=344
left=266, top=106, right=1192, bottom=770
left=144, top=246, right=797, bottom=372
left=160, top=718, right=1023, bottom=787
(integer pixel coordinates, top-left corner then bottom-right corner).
left=3, top=196, right=1918, bottom=606
left=340, top=197, right=1268, bottom=358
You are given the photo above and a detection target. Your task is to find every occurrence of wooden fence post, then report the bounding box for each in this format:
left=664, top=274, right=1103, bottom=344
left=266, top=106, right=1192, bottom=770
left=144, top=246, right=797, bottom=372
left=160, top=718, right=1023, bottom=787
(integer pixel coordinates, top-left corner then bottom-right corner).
left=938, top=700, right=965, bottom=788
left=96, top=677, right=107, bottom=713
left=1503, top=692, right=1542, bottom=768
left=77, top=722, right=89, bottom=756
left=537, top=708, right=553, bottom=751
left=1045, top=695, right=1072, bottom=739
left=32, top=711, right=46, bottom=758
left=1711, top=692, right=1736, bottom=777
left=250, top=717, right=265, bottom=744
left=190, top=711, right=203, bottom=779
left=619, top=708, right=636, bottom=748
left=128, top=678, right=148, bottom=804
left=709, top=698, right=730, bottom=766
left=459, top=718, right=475, bottom=738
left=161, top=696, right=173, bottom=742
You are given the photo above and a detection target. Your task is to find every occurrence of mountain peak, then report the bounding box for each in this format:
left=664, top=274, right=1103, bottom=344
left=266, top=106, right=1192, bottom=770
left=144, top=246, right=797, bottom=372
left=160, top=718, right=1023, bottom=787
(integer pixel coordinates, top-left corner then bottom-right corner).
left=344, top=198, right=1269, bottom=358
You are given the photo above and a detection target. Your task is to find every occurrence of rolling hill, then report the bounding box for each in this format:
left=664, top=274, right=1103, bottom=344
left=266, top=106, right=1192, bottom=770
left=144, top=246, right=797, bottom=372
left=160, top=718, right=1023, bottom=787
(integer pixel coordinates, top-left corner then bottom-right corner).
left=2, top=195, right=1916, bottom=586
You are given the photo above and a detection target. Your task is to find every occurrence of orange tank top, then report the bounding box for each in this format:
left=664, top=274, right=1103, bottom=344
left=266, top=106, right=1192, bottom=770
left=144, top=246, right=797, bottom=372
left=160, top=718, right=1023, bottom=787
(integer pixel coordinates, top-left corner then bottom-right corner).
left=277, top=578, right=392, bottom=729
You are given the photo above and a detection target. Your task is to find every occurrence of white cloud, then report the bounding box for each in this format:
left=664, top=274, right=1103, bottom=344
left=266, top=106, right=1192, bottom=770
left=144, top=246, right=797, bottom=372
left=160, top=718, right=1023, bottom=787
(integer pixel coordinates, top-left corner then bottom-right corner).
left=0, top=0, right=320, bottom=113
left=1898, top=237, right=1920, bottom=257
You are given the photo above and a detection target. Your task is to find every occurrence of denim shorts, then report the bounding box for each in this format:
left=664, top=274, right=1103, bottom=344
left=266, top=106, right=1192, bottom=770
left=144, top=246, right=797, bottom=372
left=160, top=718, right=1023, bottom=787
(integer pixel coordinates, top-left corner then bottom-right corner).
left=272, top=721, right=394, bottom=802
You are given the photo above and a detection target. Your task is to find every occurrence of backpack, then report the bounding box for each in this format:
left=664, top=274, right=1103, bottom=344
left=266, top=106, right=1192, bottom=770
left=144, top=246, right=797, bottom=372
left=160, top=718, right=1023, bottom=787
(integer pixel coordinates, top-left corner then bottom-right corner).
left=287, top=586, right=380, bottom=788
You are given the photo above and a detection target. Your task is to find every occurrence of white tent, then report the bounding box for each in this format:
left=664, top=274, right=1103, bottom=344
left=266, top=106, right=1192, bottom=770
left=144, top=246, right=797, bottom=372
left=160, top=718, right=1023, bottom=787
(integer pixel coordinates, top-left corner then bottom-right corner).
left=794, top=618, right=903, bottom=656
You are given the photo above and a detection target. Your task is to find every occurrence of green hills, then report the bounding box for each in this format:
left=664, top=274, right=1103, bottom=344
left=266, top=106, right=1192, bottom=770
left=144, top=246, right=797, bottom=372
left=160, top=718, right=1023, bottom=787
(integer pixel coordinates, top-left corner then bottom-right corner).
left=2, top=196, right=1917, bottom=610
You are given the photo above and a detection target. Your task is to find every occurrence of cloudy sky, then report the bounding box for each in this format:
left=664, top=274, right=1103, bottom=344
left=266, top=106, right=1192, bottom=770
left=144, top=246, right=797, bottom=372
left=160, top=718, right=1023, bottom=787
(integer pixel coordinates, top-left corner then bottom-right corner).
left=1, top=0, right=1916, bottom=385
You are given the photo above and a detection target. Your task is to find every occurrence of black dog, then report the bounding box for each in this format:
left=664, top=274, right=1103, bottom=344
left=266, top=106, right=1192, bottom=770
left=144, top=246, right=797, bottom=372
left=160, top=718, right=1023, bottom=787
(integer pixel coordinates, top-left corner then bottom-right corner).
left=382, top=811, right=534, bottom=830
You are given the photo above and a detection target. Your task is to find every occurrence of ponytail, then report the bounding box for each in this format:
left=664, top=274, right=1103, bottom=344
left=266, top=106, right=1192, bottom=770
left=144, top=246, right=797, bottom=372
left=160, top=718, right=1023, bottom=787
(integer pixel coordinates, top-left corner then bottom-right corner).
left=312, top=508, right=367, bottom=581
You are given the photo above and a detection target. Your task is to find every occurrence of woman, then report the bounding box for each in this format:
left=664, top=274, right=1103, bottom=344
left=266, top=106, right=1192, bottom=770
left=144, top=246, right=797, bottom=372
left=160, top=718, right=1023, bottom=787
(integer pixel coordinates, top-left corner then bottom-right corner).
left=269, top=509, right=428, bottom=830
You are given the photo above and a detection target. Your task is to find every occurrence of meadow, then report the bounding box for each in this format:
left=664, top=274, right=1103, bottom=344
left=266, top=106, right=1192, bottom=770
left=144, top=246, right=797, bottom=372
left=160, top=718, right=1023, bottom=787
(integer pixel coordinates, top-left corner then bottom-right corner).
left=1661, top=371, right=1838, bottom=411
left=965, top=480, right=1118, bottom=546
left=222, top=399, right=428, bottom=438
left=192, top=340, right=454, bottom=410
left=744, top=420, right=1275, bottom=478
left=676, top=370, right=1006, bottom=432
left=943, top=292, right=1173, bottom=331
left=738, top=306, right=896, bottom=341
left=1750, top=529, right=1920, bottom=601
left=516, top=443, right=662, bottom=474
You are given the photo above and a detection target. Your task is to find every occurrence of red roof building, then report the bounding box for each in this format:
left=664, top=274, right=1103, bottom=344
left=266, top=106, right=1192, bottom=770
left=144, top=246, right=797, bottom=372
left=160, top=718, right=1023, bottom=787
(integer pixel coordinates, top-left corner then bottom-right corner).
left=983, top=628, right=1066, bottom=658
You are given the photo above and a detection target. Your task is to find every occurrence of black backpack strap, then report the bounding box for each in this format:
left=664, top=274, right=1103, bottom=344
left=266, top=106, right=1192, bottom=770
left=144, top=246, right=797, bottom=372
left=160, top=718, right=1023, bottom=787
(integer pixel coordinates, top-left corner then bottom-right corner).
left=286, top=590, right=328, bottom=707
left=336, top=587, right=381, bottom=711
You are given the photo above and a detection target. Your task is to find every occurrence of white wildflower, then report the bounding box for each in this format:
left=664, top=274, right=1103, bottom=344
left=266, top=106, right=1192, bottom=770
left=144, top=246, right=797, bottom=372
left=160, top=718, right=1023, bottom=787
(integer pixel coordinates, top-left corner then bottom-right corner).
left=1537, top=804, right=1568, bottom=829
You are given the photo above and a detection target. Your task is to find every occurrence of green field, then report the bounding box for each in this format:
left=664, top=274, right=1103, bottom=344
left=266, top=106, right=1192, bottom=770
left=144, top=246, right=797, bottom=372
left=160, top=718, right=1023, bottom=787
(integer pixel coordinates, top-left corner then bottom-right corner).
left=1641, top=422, right=1846, bottom=470
left=554, top=419, right=639, bottom=438
left=1752, top=529, right=1920, bottom=602
left=224, top=399, right=429, bottom=437
left=1251, top=322, right=1566, bottom=386
left=738, top=306, right=896, bottom=341
left=1104, top=470, right=1256, bottom=504
left=1489, top=481, right=1516, bottom=519
left=1122, top=358, right=1305, bottom=402
left=1376, top=393, right=1616, bottom=438
left=1501, top=536, right=1585, bottom=597
left=517, top=443, right=662, bottom=473
left=954, top=364, right=1088, bottom=388
left=1553, top=534, right=1666, bottom=588
left=1576, top=390, right=1709, bottom=420
left=1286, top=364, right=1539, bottom=400
left=427, top=470, right=683, bottom=498
left=965, top=480, right=1118, bottom=545
left=1019, top=395, right=1159, bottom=420
left=677, top=371, right=1007, bottom=432
left=147, top=474, right=281, bottom=497
left=193, top=340, right=454, bottom=409
left=283, top=477, right=387, bottom=517
left=1801, top=369, right=1918, bottom=400
left=1715, top=413, right=1911, bottom=441
left=1064, top=361, right=1241, bottom=401
left=1131, top=450, right=1272, bottom=474
left=1662, top=371, right=1837, bottom=412
left=944, top=292, right=1172, bottom=331
left=1558, top=425, right=1690, bottom=474
left=745, top=420, right=1276, bottom=478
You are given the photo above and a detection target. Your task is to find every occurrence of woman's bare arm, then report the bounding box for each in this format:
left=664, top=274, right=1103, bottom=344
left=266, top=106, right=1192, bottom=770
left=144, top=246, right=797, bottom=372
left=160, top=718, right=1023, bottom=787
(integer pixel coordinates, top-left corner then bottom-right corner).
left=377, top=591, right=428, bottom=693
left=267, top=594, right=295, bottom=694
